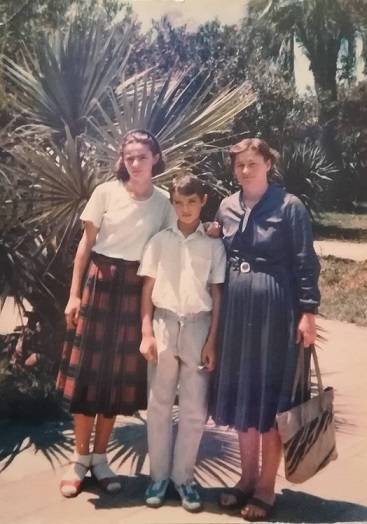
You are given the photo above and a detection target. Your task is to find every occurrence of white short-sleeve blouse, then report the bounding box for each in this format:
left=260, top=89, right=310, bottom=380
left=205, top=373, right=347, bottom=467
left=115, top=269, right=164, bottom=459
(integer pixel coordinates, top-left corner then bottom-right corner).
left=80, top=180, right=175, bottom=261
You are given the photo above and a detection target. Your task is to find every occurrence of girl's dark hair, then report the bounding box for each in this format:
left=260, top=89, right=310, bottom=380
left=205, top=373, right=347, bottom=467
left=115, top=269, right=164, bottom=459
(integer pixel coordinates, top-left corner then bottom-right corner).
left=115, top=129, right=165, bottom=182
left=169, top=173, right=206, bottom=200
left=228, top=138, right=279, bottom=170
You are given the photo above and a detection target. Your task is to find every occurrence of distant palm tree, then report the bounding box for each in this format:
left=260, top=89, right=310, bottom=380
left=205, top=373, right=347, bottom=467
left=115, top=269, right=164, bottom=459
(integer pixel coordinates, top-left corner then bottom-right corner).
left=247, top=0, right=358, bottom=122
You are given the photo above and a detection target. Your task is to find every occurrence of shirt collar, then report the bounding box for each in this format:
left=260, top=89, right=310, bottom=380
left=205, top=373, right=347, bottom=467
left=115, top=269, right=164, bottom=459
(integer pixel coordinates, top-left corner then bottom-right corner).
left=168, top=221, right=206, bottom=237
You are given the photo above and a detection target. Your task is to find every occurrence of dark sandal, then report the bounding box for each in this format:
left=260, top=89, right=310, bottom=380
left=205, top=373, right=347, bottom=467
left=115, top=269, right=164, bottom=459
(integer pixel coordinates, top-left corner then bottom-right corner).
left=241, top=496, right=274, bottom=522
left=91, top=464, right=122, bottom=493
left=218, top=487, right=254, bottom=510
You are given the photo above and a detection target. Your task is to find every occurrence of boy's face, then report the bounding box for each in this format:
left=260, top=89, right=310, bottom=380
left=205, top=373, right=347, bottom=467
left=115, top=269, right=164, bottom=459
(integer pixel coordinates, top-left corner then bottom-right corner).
left=171, top=190, right=207, bottom=225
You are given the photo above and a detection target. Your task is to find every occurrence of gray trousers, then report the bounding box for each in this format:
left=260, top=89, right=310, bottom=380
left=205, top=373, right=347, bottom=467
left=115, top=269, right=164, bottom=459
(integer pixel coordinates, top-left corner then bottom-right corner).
left=147, top=308, right=211, bottom=485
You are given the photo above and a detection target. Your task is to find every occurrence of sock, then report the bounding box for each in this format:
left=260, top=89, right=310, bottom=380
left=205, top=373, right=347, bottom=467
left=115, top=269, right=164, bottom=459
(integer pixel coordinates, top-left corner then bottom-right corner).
left=60, top=452, right=90, bottom=496
left=91, top=453, right=121, bottom=492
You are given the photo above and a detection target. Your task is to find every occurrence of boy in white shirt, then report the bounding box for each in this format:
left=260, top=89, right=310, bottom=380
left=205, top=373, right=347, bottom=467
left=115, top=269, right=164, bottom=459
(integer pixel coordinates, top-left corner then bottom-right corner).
left=138, top=174, right=226, bottom=512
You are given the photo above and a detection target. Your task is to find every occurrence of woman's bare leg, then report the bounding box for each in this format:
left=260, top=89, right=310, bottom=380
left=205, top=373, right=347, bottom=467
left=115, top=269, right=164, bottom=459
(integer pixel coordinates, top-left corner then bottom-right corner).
left=237, top=428, right=260, bottom=491
left=220, top=428, right=260, bottom=507
left=242, top=428, right=282, bottom=520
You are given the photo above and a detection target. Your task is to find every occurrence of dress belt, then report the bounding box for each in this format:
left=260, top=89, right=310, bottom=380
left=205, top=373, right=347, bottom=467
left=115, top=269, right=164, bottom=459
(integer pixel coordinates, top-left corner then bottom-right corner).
left=228, top=255, right=284, bottom=275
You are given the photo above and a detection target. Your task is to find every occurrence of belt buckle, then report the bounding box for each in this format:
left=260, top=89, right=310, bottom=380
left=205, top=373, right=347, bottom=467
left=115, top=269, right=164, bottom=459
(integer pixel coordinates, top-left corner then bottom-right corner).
left=240, top=261, right=251, bottom=273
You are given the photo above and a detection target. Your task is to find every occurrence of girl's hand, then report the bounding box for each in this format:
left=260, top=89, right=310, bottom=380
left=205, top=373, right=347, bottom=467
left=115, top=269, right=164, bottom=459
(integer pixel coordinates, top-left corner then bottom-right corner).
left=140, top=335, right=158, bottom=363
left=64, top=296, right=81, bottom=329
left=296, top=312, right=317, bottom=347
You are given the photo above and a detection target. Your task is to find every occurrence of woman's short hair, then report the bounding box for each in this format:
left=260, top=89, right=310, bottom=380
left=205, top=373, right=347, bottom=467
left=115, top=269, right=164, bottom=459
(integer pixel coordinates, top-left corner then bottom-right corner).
left=115, top=129, right=166, bottom=182
left=228, top=138, right=279, bottom=169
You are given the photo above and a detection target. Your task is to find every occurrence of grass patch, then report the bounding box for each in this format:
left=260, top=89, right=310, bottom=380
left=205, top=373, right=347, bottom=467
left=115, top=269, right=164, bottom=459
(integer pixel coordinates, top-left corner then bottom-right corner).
left=319, top=256, right=367, bottom=326
left=314, top=212, right=367, bottom=242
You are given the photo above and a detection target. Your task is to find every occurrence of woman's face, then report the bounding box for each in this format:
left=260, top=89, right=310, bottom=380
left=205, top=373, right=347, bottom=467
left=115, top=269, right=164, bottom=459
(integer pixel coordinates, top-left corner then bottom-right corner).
left=233, top=149, right=271, bottom=189
left=122, top=141, right=160, bottom=183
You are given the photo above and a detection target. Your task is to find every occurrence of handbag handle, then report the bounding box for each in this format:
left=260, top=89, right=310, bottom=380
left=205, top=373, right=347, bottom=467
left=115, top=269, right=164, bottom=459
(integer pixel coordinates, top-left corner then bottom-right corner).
left=311, top=345, right=324, bottom=395
left=291, top=343, right=323, bottom=403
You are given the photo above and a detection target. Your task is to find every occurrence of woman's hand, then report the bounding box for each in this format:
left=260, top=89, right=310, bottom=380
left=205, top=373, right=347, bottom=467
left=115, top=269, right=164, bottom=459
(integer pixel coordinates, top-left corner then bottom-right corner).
left=64, top=296, right=81, bottom=329
left=296, top=312, right=317, bottom=347
left=140, top=335, right=158, bottom=363
left=203, top=221, right=221, bottom=238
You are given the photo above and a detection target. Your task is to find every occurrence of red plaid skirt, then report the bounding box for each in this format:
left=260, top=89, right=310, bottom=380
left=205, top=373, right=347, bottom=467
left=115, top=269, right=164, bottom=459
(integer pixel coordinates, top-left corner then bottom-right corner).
left=56, top=253, right=146, bottom=417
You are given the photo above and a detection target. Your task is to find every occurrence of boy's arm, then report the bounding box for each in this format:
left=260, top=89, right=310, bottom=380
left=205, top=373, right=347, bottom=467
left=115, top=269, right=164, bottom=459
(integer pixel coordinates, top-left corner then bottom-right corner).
left=200, top=283, right=222, bottom=372
left=140, top=276, right=158, bottom=363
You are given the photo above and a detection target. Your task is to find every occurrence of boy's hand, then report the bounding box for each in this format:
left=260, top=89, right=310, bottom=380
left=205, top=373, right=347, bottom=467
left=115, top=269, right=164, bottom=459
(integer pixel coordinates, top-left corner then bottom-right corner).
left=200, top=341, right=216, bottom=372
left=140, top=335, right=158, bottom=363
left=203, top=221, right=221, bottom=238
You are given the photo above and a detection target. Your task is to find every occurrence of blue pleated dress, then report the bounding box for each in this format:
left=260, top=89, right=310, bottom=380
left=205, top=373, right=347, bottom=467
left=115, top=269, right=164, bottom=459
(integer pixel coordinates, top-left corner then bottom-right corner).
left=210, top=184, right=320, bottom=433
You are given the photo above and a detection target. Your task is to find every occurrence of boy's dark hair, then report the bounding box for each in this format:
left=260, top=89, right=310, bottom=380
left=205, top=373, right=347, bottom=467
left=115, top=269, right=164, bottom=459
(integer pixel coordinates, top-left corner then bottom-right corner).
left=169, top=174, right=206, bottom=200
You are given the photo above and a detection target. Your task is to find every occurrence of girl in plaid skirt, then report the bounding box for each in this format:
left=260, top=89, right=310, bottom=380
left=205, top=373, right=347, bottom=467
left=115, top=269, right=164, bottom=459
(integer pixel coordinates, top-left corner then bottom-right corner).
left=56, top=130, right=175, bottom=498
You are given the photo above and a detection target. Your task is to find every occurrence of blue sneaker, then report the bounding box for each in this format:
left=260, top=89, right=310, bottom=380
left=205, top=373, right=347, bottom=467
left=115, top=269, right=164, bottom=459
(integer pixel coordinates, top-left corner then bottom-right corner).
left=175, top=483, right=202, bottom=512
left=145, top=479, right=169, bottom=508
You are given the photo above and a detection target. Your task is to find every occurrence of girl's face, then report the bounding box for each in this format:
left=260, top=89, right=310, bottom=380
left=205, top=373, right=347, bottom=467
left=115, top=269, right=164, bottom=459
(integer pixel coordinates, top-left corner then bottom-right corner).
left=122, top=141, right=160, bottom=183
left=233, top=149, right=271, bottom=189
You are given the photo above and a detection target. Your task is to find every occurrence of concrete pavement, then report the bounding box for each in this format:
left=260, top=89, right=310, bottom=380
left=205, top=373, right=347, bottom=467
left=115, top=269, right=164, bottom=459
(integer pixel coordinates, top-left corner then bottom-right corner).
left=314, top=240, right=367, bottom=262
left=1, top=317, right=367, bottom=523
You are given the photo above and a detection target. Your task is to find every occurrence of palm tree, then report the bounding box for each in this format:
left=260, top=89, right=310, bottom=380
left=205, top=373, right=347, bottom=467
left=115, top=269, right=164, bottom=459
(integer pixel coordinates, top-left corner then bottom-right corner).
left=0, top=11, right=256, bottom=322
left=247, top=0, right=358, bottom=123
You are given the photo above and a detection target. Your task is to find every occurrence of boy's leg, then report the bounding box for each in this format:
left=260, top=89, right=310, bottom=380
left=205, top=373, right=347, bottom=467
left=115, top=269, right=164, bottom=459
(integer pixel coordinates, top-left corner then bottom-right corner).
left=171, top=315, right=211, bottom=486
left=147, top=313, right=180, bottom=482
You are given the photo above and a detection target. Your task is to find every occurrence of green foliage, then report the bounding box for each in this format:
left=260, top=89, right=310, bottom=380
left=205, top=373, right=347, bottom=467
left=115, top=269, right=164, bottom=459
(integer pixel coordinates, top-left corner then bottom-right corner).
left=233, top=66, right=319, bottom=150
left=2, top=15, right=134, bottom=140
left=314, top=211, right=367, bottom=241
left=200, top=137, right=336, bottom=218
left=89, top=70, right=256, bottom=183
left=335, top=80, right=367, bottom=205
left=277, top=139, right=338, bottom=215
left=0, top=9, right=256, bottom=318
left=0, top=357, right=61, bottom=421
left=247, top=0, right=359, bottom=121
left=127, top=16, right=250, bottom=89
left=0, top=0, right=71, bottom=56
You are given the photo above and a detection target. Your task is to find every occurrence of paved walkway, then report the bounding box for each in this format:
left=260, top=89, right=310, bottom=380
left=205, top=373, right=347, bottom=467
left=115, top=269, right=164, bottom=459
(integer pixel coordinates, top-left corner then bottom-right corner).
left=1, top=317, right=367, bottom=523
left=314, top=240, right=367, bottom=262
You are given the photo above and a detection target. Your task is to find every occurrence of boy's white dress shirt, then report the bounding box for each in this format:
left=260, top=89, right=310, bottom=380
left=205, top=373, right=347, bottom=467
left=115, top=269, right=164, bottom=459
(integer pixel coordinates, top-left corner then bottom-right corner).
left=138, top=222, right=226, bottom=314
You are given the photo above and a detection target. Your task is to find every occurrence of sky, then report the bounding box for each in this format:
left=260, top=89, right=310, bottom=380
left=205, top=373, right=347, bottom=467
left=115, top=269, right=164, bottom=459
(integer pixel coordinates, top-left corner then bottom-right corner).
left=128, top=0, right=247, bottom=31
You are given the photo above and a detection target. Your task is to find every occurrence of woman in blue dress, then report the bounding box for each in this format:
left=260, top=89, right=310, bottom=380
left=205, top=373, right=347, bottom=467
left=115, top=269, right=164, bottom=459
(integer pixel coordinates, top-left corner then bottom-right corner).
left=210, top=138, right=320, bottom=521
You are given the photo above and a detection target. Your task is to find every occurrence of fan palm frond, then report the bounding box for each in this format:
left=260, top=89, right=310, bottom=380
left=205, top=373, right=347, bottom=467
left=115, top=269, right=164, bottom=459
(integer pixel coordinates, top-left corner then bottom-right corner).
left=277, top=139, right=338, bottom=216
left=1, top=13, right=134, bottom=140
left=87, top=69, right=256, bottom=185
left=1, top=126, right=100, bottom=257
